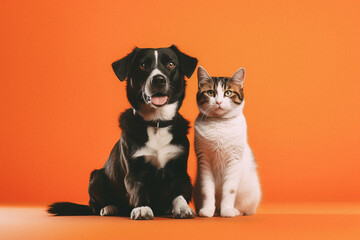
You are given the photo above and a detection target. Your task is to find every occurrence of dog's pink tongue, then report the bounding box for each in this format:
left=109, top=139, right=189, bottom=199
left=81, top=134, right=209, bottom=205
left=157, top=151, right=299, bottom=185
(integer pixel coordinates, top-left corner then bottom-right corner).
left=151, top=96, right=168, bottom=106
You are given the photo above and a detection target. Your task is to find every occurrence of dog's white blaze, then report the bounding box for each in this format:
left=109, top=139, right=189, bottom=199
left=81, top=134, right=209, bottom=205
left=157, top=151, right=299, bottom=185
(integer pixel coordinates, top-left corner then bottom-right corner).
left=132, top=126, right=184, bottom=169
left=154, top=50, right=158, bottom=66
left=144, top=51, right=168, bottom=98
left=147, top=68, right=163, bottom=79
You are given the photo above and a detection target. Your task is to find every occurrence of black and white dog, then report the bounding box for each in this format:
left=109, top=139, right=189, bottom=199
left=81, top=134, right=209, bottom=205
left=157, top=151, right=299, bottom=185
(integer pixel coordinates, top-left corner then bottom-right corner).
left=48, top=45, right=198, bottom=220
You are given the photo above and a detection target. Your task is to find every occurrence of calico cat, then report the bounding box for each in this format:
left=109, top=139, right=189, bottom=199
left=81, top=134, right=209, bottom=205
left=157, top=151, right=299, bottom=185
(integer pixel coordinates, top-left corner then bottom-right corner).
left=194, top=66, right=261, bottom=217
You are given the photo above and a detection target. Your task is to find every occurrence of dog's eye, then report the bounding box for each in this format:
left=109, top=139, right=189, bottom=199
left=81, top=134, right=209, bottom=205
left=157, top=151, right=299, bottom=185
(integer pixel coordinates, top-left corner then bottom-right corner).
left=224, top=90, right=232, bottom=97
left=207, top=90, right=215, bottom=97
left=139, top=63, right=146, bottom=70
left=167, top=62, right=176, bottom=69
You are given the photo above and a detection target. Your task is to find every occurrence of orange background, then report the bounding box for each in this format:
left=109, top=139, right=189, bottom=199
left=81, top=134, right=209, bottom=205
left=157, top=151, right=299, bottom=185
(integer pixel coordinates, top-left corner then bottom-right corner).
left=1, top=0, right=359, bottom=204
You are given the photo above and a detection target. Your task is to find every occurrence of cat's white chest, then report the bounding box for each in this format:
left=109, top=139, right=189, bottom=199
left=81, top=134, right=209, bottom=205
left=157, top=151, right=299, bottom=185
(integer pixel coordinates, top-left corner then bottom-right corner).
left=196, top=122, right=228, bottom=151
left=132, top=127, right=184, bottom=168
left=195, top=114, right=248, bottom=171
left=195, top=115, right=246, bottom=147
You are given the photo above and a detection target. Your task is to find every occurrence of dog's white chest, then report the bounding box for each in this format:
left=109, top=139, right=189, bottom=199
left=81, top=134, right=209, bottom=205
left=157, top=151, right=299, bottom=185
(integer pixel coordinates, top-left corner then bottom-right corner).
left=132, top=127, right=183, bottom=168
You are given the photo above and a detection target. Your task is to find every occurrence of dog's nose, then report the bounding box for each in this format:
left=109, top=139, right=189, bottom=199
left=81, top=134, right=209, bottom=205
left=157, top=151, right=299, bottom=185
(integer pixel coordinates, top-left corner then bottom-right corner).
left=151, top=75, right=166, bottom=87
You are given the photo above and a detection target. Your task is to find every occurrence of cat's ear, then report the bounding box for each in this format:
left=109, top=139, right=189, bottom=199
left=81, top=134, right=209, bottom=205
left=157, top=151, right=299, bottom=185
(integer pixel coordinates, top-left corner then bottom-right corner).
left=112, top=47, right=139, bottom=82
left=197, top=66, right=212, bottom=88
left=230, top=67, right=245, bottom=89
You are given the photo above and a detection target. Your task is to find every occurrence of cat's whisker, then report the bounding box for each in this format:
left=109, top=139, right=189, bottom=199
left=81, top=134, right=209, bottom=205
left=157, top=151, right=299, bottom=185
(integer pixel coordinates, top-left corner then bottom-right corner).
left=199, top=105, right=213, bottom=121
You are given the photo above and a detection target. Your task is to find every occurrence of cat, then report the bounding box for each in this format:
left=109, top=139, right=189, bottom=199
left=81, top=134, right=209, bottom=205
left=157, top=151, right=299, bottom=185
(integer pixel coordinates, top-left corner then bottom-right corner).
left=193, top=66, right=261, bottom=217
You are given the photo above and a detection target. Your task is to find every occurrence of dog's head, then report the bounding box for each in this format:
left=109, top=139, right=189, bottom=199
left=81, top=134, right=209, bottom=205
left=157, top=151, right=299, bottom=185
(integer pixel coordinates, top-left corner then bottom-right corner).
left=112, top=45, right=198, bottom=120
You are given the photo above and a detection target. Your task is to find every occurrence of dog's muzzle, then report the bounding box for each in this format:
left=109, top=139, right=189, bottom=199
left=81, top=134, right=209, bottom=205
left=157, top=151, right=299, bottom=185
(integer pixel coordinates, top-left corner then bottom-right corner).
left=144, top=74, right=169, bottom=107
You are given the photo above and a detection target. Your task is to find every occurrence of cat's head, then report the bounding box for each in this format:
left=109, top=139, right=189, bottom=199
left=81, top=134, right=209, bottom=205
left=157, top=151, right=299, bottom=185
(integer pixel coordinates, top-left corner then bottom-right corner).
left=196, top=66, right=245, bottom=118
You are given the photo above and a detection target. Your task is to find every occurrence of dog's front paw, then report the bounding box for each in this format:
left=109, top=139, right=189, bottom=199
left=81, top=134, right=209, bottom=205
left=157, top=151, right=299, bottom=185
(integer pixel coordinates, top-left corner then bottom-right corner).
left=220, top=208, right=241, bottom=217
left=173, top=205, right=195, bottom=219
left=100, top=205, right=118, bottom=216
left=130, top=206, right=154, bottom=220
left=198, top=207, right=215, bottom=217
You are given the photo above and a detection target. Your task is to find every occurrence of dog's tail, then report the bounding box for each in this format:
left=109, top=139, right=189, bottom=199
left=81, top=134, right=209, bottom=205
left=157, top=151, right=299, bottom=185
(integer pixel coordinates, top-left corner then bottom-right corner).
left=47, top=202, right=94, bottom=216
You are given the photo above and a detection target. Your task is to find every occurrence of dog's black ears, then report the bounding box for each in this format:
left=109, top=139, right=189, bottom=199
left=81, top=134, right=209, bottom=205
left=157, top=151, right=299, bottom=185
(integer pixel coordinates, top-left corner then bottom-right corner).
left=112, top=48, right=138, bottom=82
left=170, top=45, right=198, bottom=79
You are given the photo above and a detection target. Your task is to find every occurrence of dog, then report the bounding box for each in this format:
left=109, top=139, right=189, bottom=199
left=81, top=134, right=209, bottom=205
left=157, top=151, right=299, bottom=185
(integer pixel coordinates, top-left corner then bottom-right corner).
left=48, top=45, right=198, bottom=220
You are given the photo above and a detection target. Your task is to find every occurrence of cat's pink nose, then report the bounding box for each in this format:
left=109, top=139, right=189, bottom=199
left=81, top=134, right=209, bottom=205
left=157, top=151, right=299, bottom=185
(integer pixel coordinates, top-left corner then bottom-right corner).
left=216, top=101, right=222, bottom=106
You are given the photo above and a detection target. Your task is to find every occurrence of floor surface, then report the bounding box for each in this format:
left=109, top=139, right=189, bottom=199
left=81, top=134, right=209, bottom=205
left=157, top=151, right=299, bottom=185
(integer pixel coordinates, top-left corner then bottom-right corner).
left=1, top=202, right=360, bottom=240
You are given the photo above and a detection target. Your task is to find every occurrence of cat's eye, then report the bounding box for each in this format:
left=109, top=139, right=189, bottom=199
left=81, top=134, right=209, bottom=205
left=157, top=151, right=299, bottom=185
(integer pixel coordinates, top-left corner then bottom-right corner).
left=207, top=90, right=215, bottom=97
left=224, top=90, right=232, bottom=97
left=139, top=63, right=146, bottom=70
left=167, top=62, right=176, bottom=69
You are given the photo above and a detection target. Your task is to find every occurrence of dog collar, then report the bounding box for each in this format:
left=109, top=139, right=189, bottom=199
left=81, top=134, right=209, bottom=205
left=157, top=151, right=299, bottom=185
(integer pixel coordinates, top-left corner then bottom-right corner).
left=145, top=119, right=174, bottom=131
left=132, top=108, right=175, bottom=131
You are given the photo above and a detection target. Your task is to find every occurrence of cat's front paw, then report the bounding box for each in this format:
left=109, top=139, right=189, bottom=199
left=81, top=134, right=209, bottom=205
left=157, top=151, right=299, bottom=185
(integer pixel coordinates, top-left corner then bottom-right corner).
left=198, top=208, right=215, bottom=217
left=220, top=208, right=241, bottom=217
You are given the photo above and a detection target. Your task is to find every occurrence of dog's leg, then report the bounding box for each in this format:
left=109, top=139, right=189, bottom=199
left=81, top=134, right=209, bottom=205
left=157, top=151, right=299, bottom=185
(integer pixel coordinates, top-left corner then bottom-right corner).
left=171, top=178, right=195, bottom=219
left=88, top=169, right=107, bottom=215
left=124, top=161, right=154, bottom=220
left=128, top=180, right=154, bottom=220
left=166, top=156, right=195, bottom=219
left=172, top=195, right=195, bottom=219
left=130, top=206, right=154, bottom=220
left=100, top=205, right=119, bottom=216
left=88, top=169, right=120, bottom=216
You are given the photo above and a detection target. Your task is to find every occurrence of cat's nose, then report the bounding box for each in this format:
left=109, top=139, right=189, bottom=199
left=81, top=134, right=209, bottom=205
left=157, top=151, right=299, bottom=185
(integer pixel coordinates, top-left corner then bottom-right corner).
left=216, top=100, right=222, bottom=106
